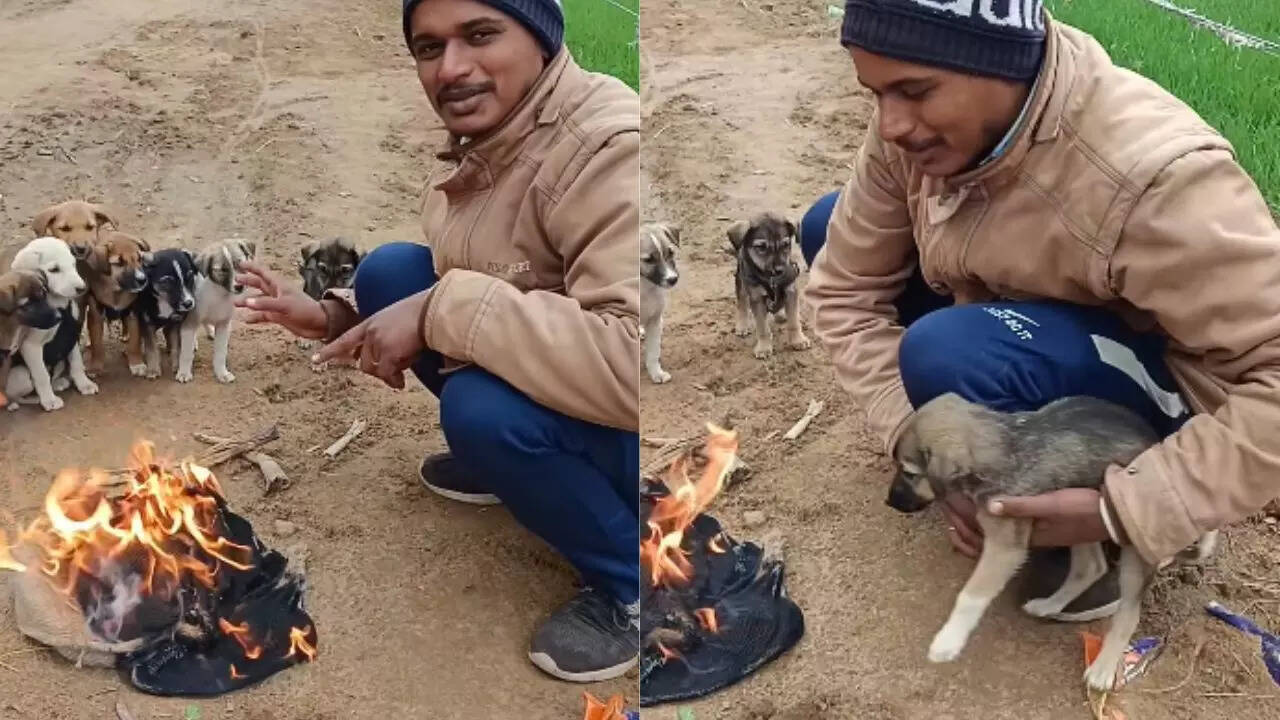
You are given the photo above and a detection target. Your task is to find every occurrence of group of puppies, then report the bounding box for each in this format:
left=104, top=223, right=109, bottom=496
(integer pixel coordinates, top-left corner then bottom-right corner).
left=639, top=210, right=810, bottom=384
left=640, top=211, right=1218, bottom=692
left=0, top=199, right=365, bottom=411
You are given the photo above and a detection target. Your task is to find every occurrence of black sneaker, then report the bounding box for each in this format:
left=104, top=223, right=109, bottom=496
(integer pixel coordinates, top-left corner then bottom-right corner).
left=528, top=586, right=639, bottom=683
left=1019, top=546, right=1121, bottom=623
left=417, top=453, right=501, bottom=505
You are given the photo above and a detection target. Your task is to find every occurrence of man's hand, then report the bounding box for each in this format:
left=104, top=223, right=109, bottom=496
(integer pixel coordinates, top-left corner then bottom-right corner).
left=235, top=261, right=328, bottom=340
left=988, top=488, right=1112, bottom=547
left=313, top=289, right=430, bottom=389
left=939, top=488, right=1113, bottom=557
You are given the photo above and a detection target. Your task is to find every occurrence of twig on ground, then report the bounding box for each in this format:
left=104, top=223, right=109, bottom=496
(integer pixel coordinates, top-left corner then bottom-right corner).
left=116, top=699, right=139, bottom=720
left=324, top=419, right=367, bottom=458
left=194, top=432, right=291, bottom=493
left=1139, top=637, right=1207, bottom=694
left=783, top=399, right=825, bottom=440
left=642, top=436, right=680, bottom=448
left=254, top=137, right=277, bottom=153
left=1201, top=692, right=1279, bottom=699
left=100, top=426, right=280, bottom=486
left=354, top=26, right=364, bottom=39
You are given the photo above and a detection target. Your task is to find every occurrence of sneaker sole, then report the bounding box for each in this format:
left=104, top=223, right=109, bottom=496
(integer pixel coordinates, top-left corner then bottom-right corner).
left=417, top=467, right=502, bottom=506
left=528, top=651, right=637, bottom=683
left=1043, top=599, right=1121, bottom=623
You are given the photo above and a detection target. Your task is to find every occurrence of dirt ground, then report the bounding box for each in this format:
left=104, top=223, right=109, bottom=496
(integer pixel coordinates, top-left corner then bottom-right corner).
left=638, top=1, right=1280, bottom=718
left=0, top=0, right=631, bottom=717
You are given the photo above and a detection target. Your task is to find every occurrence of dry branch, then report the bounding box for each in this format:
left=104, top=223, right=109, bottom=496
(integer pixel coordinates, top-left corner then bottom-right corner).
left=324, top=419, right=367, bottom=458
left=194, top=432, right=290, bottom=493
left=101, top=425, right=280, bottom=487
left=783, top=399, right=825, bottom=441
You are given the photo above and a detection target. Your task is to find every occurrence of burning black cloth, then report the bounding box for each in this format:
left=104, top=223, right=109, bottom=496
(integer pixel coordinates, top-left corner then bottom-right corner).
left=638, top=484, right=804, bottom=706
left=118, top=503, right=317, bottom=696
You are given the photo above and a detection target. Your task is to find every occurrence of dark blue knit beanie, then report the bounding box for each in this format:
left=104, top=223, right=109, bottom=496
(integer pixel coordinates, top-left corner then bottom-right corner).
left=403, top=0, right=564, bottom=58
left=842, top=0, right=1046, bottom=81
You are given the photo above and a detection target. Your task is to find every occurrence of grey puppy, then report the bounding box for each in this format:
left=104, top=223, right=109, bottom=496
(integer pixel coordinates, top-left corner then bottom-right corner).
left=889, top=392, right=1218, bottom=691
left=727, top=212, right=810, bottom=358
left=298, top=237, right=364, bottom=301
left=640, top=222, right=679, bottom=384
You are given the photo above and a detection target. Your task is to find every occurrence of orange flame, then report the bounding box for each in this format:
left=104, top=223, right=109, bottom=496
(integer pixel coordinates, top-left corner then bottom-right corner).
left=640, top=424, right=738, bottom=588
left=694, top=607, right=719, bottom=633
left=707, top=533, right=727, bottom=554
left=581, top=691, right=627, bottom=720
left=219, top=618, right=263, bottom=660
left=1, top=442, right=254, bottom=608
left=230, top=663, right=246, bottom=680
left=656, top=642, right=681, bottom=662
left=285, top=625, right=317, bottom=662
left=0, top=529, right=25, bottom=573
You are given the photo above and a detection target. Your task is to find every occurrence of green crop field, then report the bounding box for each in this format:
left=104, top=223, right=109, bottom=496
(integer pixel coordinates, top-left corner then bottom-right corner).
left=563, top=0, right=639, bottom=91
left=1046, top=0, right=1280, bottom=212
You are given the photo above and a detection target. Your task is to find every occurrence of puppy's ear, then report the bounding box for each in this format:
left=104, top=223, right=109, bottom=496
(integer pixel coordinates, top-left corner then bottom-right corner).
left=664, top=224, right=682, bottom=247
left=355, top=248, right=367, bottom=265
left=32, top=206, right=59, bottom=236
left=725, top=221, right=750, bottom=250
left=194, top=250, right=215, bottom=278
left=785, top=219, right=797, bottom=240
left=0, top=281, right=15, bottom=313
left=300, top=241, right=319, bottom=265
left=240, top=240, right=258, bottom=260
left=92, top=204, right=119, bottom=230
left=924, top=444, right=971, bottom=483
left=134, top=235, right=151, bottom=252
left=182, top=249, right=196, bottom=269
left=87, top=241, right=110, bottom=273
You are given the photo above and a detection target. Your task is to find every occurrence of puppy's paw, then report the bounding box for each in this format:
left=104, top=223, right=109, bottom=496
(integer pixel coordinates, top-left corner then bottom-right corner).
left=647, top=367, right=672, bottom=384
left=733, top=323, right=753, bottom=338
left=214, top=368, right=236, bottom=384
left=129, top=363, right=149, bottom=378
left=40, top=395, right=65, bottom=412
left=52, top=377, right=71, bottom=393
left=788, top=333, right=812, bottom=351
left=1021, top=597, right=1066, bottom=619
left=296, top=338, right=316, bottom=350
left=752, top=342, right=774, bottom=359
left=74, top=378, right=99, bottom=396
left=1083, top=657, right=1119, bottom=692
left=927, top=627, right=966, bottom=663
left=86, top=361, right=104, bottom=379
left=145, top=365, right=162, bottom=380
left=175, top=369, right=194, bottom=384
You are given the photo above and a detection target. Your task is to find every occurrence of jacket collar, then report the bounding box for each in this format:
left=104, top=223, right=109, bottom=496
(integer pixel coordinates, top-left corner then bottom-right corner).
left=941, top=13, right=1075, bottom=193
left=434, top=48, right=576, bottom=192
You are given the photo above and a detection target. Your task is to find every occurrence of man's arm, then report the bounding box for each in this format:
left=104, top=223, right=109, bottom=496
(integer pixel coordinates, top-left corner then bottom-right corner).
left=804, top=129, right=920, bottom=455
left=1105, top=148, right=1280, bottom=563
left=418, top=131, right=641, bottom=432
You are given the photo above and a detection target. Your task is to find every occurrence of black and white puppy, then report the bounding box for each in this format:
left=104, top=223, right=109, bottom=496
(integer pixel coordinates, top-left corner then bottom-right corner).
left=640, top=222, right=680, bottom=384
left=5, top=237, right=97, bottom=411
left=179, top=239, right=256, bottom=384
left=298, top=237, right=364, bottom=301
left=134, top=248, right=198, bottom=380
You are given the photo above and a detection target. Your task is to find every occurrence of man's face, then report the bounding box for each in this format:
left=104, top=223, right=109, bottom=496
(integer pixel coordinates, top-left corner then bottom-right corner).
left=408, top=0, right=547, bottom=138
left=850, top=47, right=1031, bottom=178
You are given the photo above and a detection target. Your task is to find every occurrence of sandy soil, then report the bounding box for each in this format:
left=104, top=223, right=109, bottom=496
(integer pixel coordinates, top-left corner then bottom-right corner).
left=638, top=1, right=1280, bottom=718
left=0, top=0, right=630, bottom=717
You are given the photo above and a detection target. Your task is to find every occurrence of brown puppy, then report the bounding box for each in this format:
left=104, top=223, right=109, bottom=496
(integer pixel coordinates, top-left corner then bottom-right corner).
left=0, top=270, right=61, bottom=407
left=80, top=231, right=152, bottom=377
left=32, top=200, right=119, bottom=260
left=727, top=211, right=810, bottom=358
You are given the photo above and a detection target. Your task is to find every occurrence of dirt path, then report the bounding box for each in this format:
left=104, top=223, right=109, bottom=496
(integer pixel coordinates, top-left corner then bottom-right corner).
left=638, top=1, right=1280, bottom=718
left=0, top=1, right=628, bottom=717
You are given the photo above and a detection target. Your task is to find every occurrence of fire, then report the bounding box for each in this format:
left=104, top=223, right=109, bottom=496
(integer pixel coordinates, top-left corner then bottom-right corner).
left=0, top=528, right=25, bottom=573
left=581, top=691, right=627, bottom=720
left=640, top=424, right=739, bottom=588
left=230, top=663, right=246, bottom=680
left=285, top=625, right=317, bottom=662
left=707, top=533, right=727, bottom=554
left=694, top=607, right=719, bottom=633
left=656, top=642, right=681, bottom=662
left=219, top=618, right=263, bottom=660
left=1, top=442, right=253, bottom=606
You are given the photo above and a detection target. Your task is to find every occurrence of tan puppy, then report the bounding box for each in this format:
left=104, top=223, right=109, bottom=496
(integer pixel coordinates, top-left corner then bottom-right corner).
left=81, top=231, right=152, bottom=377
left=32, top=201, right=119, bottom=260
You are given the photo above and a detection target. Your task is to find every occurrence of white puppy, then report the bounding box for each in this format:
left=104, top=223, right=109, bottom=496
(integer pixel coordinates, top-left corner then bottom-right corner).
left=640, top=222, right=680, bottom=384
left=177, top=239, right=256, bottom=384
left=5, top=237, right=97, bottom=411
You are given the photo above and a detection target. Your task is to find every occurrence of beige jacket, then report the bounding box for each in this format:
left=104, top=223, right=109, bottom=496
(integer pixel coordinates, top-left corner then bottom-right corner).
left=328, top=49, right=640, bottom=432
left=805, top=18, right=1280, bottom=564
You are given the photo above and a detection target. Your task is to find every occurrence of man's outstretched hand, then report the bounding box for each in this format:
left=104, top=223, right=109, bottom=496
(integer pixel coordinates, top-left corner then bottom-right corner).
left=313, top=289, right=430, bottom=389
left=940, top=487, right=1113, bottom=558
left=235, top=260, right=329, bottom=340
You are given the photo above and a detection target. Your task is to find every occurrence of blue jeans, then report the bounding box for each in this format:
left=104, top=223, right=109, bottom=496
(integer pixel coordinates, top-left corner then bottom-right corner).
left=353, top=243, right=640, bottom=605
left=799, top=190, right=1190, bottom=434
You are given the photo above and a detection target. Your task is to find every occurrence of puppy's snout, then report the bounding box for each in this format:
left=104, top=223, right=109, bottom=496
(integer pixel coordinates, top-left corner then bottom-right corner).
left=72, top=281, right=86, bottom=295
left=179, top=297, right=195, bottom=312
left=70, top=244, right=91, bottom=260
left=663, top=270, right=679, bottom=288
left=886, top=474, right=931, bottom=514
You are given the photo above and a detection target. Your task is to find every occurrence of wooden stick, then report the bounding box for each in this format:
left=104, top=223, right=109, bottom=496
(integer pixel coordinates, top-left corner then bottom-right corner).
left=783, top=399, right=825, bottom=441
left=324, top=419, right=367, bottom=458
left=100, top=425, right=280, bottom=486
left=115, top=699, right=139, bottom=720
left=194, top=433, right=290, bottom=493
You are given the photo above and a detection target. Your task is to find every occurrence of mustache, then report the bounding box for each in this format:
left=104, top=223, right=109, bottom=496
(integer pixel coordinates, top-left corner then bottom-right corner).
left=437, top=82, right=496, bottom=104
left=898, top=137, right=944, bottom=154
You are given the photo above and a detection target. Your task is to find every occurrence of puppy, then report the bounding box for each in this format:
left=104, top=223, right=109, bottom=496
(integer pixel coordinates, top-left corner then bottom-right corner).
left=727, top=212, right=810, bottom=358
left=0, top=270, right=61, bottom=407
left=178, top=239, right=256, bottom=383
left=32, top=200, right=119, bottom=261
left=5, top=238, right=97, bottom=410
left=640, top=223, right=680, bottom=384
left=889, top=393, right=1219, bottom=691
left=79, top=230, right=152, bottom=377
left=298, top=237, right=364, bottom=300
left=134, top=248, right=198, bottom=381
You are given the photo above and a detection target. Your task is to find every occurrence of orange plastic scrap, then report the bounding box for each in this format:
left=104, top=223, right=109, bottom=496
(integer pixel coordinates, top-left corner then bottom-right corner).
left=582, top=692, right=627, bottom=720
left=1082, top=631, right=1103, bottom=668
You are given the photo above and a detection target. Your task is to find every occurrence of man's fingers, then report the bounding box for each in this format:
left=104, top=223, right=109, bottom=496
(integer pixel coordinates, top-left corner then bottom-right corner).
left=236, top=271, right=275, bottom=296
left=947, top=525, right=981, bottom=558
left=316, top=322, right=367, bottom=364
left=942, top=504, right=983, bottom=548
left=236, top=260, right=278, bottom=294
left=987, top=494, right=1053, bottom=518
left=239, top=296, right=295, bottom=315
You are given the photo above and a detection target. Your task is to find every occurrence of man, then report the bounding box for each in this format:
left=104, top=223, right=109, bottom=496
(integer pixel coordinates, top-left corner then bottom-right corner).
left=804, top=0, right=1280, bottom=623
left=235, top=0, right=640, bottom=681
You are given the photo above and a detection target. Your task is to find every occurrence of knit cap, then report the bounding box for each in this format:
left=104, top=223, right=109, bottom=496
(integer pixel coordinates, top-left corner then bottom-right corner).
left=403, top=0, right=564, bottom=58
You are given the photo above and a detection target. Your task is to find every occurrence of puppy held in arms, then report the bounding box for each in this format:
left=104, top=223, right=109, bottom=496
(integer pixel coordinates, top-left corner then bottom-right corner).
left=888, top=393, right=1218, bottom=691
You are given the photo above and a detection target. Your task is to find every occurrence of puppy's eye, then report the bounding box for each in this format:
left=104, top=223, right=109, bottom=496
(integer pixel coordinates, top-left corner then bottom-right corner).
left=317, top=263, right=330, bottom=273
left=47, top=267, right=60, bottom=274
left=59, top=225, right=72, bottom=233
left=339, top=264, right=354, bottom=274
left=641, top=254, right=654, bottom=263
left=87, top=224, right=96, bottom=231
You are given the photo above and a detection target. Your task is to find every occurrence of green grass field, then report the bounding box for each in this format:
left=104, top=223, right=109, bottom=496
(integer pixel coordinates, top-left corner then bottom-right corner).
left=1046, top=0, right=1280, bottom=212
left=563, top=0, right=639, bottom=91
